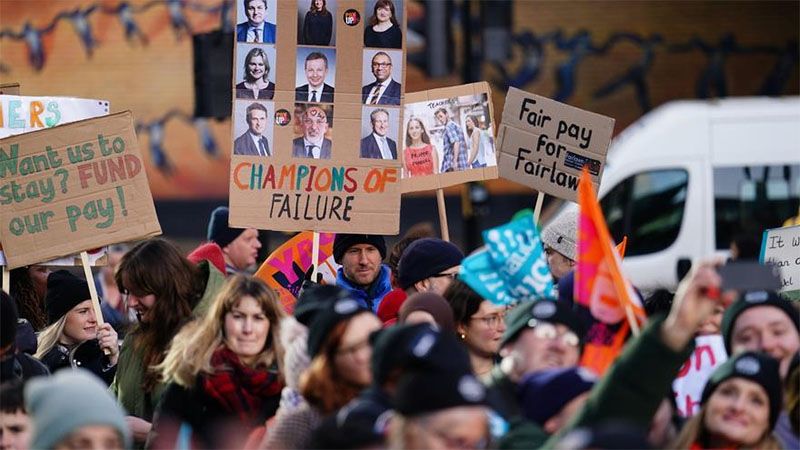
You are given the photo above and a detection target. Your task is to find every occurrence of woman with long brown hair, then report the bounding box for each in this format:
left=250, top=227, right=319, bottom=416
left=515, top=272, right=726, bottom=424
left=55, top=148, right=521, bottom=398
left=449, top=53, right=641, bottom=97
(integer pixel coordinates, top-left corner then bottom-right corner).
left=110, top=238, right=226, bottom=446
left=266, top=288, right=382, bottom=449
left=149, top=275, right=285, bottom=448
left=403, top=116, right=438, bottom=177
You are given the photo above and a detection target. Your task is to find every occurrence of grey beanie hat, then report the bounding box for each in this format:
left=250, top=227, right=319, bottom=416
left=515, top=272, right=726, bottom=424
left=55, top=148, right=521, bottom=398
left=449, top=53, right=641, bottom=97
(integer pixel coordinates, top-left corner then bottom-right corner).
left=541, top=210, right=578, bottom=261
left=25, top=370, right=131, bottom=450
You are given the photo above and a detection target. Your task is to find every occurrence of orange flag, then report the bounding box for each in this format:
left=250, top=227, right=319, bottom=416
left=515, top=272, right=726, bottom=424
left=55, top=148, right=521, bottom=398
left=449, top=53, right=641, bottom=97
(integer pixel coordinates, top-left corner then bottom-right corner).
left=575, top=168, right=645, bottom=375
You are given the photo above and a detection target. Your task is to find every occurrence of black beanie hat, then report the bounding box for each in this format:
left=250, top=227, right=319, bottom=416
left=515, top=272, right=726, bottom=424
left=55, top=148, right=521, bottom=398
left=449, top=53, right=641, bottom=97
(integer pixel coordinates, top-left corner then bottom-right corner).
left=333, top=234, right=387, bottom=264
left=518, top=367, right=597, bottom=426
left=44, top=270, right=91, bottom=325
left=306, top=294, right=371, bottom=358
left=397, top=238, right=464, bottom=290
left=369, top=323, right=469, bottom=386
left=1, top=291, right=19, bottom=348
left=501, top=299, right=585, bottom=348
left=294, top=284, right=349, bottom=327
left=701, top=351, right=782, bottom=430
left=720, top=290, right=800, bottom=354
left=207, top=206, right=245, bottom=249
left=394, top=366, right=487, bottom=417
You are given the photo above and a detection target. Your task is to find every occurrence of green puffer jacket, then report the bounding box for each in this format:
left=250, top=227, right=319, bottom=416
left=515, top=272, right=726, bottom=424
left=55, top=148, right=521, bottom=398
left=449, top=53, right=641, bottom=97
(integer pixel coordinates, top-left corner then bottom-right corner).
left=500, top=315, right=694, bottom=449
left=109, top=261, right=226, bottom=427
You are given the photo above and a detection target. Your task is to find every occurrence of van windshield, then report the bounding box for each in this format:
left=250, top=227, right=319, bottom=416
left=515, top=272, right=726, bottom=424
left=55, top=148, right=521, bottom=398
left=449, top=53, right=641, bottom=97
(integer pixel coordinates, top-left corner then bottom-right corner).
left=600, top=169, right=689, bottom=256
left=714, top=164, right=800, bottom=253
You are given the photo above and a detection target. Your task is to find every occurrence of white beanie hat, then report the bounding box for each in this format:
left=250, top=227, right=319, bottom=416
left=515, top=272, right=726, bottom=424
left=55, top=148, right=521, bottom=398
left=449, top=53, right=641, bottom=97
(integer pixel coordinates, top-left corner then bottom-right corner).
left=541, top=210, right=578, bottom=261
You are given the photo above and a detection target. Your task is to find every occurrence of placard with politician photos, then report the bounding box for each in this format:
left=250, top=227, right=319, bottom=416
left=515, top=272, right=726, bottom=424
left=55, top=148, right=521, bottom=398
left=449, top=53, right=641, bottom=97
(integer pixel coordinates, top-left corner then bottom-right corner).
left=231, top=0, right=404, bottom=162
left=234, top=0, right=277, bottom=159
left=402, top=93, right=496, bottom=178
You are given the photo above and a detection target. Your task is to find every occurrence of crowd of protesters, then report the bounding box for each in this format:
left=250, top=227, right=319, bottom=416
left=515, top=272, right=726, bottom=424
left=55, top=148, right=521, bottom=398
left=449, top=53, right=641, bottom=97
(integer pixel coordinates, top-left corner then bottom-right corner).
left=1, top=205, right=798, bottom=450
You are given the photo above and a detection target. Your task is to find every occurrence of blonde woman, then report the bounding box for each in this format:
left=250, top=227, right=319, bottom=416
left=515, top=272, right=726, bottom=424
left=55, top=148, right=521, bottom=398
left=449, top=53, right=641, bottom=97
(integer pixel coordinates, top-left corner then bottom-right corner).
left=36, top=270, right=119, bottom=385
left=149, top=275, right=285, bottom=449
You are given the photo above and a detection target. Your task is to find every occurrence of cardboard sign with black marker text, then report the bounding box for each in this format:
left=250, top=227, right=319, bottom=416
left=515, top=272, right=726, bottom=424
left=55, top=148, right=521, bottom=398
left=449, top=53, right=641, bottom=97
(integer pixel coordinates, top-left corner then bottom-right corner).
left=497, top=88, right=614, bottom=201
left=0, top=111, right=161, bottom=268
left=228, top=0, right=406, bottom=234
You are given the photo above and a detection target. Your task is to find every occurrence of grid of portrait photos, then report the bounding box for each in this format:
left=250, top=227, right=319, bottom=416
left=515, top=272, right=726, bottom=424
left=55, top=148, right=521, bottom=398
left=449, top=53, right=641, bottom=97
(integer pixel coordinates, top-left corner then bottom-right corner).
left=358, top=0, right=404, bottom=162
left=233, top=0, right=278, bottom=158
left=233, top=0, right=405, bottom=162
left=402, top=92, right=497, bottom=179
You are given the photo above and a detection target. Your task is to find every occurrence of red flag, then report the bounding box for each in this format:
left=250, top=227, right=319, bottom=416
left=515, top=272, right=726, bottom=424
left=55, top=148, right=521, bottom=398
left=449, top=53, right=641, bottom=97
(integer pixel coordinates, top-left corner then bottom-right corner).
left=575, top=169, right=645, bottom=375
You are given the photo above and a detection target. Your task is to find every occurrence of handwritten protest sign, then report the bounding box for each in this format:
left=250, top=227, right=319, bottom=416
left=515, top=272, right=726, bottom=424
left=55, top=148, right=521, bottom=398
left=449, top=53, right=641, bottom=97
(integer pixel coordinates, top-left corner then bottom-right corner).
left=496, top=88, right=614, bottom=202
left=1, top=94, right=111, bottom=267
left=672, top=334, right=727, bottom=417
left=760, top=224, right=800, bottom=300
left=255, top=231, right=338, bottom=313
left=0, top=112, right=161, bottom=268
left=1, top=95, right=110, bottom=138
left=228, top=0, right=406, bottom=234
left=400, top=82, right=498, bottom=193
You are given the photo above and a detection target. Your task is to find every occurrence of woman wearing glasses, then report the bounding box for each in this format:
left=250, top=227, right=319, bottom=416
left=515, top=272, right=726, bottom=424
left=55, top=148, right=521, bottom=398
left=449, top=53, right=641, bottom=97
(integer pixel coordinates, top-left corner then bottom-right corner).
left=444, top=279, right=507, bottom=378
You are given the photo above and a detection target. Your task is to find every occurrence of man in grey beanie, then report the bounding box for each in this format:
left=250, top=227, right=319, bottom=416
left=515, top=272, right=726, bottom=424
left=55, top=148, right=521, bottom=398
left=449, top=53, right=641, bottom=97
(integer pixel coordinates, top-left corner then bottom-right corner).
left=25, top=369, right=131, bottom=449
left=541, top=210, right=578, bottom=281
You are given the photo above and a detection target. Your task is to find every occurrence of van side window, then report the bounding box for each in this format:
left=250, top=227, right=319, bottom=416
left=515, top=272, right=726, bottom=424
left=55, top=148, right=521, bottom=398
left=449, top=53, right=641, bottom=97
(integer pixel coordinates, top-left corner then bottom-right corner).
left=600, top=169, right=689, bottom=256
left=713, top=165, right=800, bottom=251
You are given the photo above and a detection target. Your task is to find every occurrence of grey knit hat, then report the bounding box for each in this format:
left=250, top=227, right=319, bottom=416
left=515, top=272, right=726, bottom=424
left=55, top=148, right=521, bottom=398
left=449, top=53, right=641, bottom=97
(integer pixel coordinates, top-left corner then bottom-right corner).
left=25, top=370, right=131, bottom=449
left=541, top=210, right=578, bottom=261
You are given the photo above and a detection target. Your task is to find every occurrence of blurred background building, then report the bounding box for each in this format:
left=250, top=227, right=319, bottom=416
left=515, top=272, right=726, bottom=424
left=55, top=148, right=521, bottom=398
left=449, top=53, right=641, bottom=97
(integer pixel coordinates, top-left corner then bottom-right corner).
left=1, top=0, right=797, bottom=253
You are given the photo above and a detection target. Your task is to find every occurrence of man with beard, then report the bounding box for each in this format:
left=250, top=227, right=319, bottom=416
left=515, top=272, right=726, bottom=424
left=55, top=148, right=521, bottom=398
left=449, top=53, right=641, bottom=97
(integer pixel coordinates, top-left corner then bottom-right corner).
left=333, top=234, right=392, bottom=312
left=110, top=238, right=226, bottom=447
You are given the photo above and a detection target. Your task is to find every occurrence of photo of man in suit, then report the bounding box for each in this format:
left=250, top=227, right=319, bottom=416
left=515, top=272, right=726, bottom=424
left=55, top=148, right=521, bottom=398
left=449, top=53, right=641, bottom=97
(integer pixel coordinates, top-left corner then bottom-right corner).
left=236, top=0, right=276, bottom=43
left=362, top=52, right=401, bottom=105
left=234, top=103, right=271, bottom=157
left=296, top=52, right=335, bottom=103
left=360, top=109, right=397, bottom=160
left=292, top=105, right=332, bottom=159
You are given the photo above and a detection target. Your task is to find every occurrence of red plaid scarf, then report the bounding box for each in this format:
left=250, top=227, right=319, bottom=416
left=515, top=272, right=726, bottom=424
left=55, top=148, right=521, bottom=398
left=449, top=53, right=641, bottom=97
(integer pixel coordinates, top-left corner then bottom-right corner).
left=202, top=346, right=283, bottom=424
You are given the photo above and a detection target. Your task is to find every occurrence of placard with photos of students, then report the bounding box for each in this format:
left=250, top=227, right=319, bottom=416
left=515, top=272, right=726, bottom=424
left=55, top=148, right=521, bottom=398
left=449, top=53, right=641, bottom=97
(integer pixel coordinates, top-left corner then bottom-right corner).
left=399, top=82, right=499, bottom=194
left=229, top=0, right=406, bottom=234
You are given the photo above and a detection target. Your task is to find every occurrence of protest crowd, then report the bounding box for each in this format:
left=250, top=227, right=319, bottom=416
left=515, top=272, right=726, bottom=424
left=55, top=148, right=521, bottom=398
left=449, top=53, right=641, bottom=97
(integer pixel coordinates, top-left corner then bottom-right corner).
left=1, top=1, right=799, bottom=449
left=1, top=198, right=799, bottom=450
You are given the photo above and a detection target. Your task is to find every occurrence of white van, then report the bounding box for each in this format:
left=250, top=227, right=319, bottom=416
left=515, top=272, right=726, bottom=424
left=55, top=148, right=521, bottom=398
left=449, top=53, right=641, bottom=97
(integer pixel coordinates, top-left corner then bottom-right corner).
left=589, top=97, right=800, bottom=292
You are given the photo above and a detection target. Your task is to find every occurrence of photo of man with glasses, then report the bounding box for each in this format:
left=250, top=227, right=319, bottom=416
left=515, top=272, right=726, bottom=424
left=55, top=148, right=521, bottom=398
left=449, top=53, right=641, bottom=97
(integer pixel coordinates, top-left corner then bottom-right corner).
left=292, top=105, right=332, bottom=159
left=362, top=51, right=401, bottom=105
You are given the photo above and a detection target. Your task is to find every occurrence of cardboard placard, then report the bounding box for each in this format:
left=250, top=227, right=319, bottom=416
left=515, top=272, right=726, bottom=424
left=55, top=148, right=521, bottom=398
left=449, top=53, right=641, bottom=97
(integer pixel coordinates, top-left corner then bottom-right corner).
left=0, top=84, right=20, bottom=96
left=228, top=0, right=406, bottom=234
left=672, top=335, right=727, bottom=417
left=760, top=224, right=800, bottom=300
left=1, top=95, right=110, bottom=138
left=0, top=244, right=107, bottom=267
left=0, top=111, right=161, bottom=268
left=497, top=88, right=614, bottom=202
left=400, top=82, right=498, bottom=193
